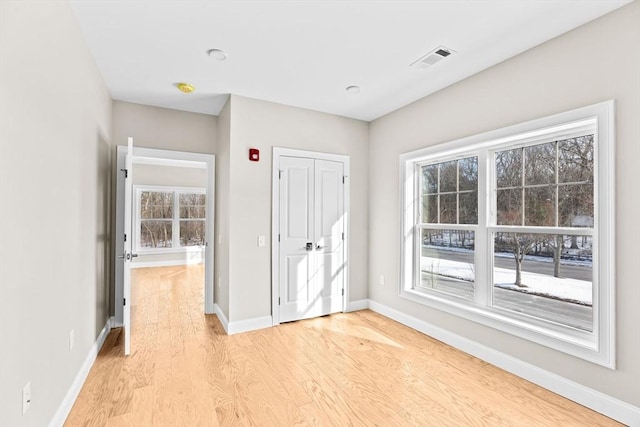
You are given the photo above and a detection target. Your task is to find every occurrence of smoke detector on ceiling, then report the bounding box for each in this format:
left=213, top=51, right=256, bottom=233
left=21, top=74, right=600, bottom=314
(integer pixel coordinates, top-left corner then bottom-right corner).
left=410, top=46, right=455, bottom=69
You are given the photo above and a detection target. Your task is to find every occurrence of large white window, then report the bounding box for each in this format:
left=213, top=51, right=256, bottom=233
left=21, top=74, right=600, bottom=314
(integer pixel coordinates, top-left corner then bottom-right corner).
left=400, top=101, right=615, bottom=367
left=135, top=186, right=206, bottom=253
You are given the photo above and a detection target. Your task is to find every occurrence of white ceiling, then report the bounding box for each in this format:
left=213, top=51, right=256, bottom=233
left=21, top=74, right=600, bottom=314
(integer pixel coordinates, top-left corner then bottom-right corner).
left=70, top=1, right=631, bottom=122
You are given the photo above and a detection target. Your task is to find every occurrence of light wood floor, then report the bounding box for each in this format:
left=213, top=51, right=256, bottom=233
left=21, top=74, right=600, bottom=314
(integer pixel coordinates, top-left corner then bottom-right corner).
left=65, top=265, right=619, bottom=426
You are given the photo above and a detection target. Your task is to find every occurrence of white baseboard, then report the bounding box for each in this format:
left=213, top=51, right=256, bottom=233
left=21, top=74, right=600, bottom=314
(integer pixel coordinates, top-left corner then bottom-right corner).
left=367, top=299, right=640, bottom=427
left=49, top=317, right=113, bottom=427
left=228, top=315, right=273, bottom=335
left=214, top=303, right=229, bottom=334
left=213, top=304, right=272, bottom=335
left=346, top=299, right=369, bottom=312
left=130, top=259, right=203, bottom=269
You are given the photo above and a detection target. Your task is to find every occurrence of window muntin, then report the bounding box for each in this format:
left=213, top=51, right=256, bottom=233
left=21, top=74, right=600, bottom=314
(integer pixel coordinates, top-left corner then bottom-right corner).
left=400, top=102, right=614, bottom=367
left=135, top=187, right=206, bottom=252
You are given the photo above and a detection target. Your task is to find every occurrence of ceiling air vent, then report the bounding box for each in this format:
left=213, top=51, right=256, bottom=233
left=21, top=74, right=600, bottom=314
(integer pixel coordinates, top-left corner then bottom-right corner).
left=410, top=46, right=455, bottom=69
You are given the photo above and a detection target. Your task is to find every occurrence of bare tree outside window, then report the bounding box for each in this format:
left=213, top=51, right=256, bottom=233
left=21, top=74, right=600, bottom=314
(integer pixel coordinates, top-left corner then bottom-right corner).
left=179, top=193, right=206, bottom=246
left=140, top=191, right=173, bottom=248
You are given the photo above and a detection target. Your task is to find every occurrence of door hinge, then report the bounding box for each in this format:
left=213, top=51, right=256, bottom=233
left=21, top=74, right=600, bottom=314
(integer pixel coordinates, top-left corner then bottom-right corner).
left=124, top=234, right=127, bottom=242
left=341, top=288, right=344, bottom=296
left=278, top=297, right=281, bottom=305
left=342, top=176, right=345, bottom=184
left=120, top=168, right=128, bottom=178
left=123, top=298, right=126, bottom=306
left=341, top=232, right=344, bottom=240
left=279, top=170, right=283, bottom=179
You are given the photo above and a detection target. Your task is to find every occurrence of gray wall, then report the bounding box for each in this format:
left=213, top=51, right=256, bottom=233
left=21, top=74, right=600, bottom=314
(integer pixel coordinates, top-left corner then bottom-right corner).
left=0, top=2, right=113, bottom=425
left=214, top=100, right=232, bottom=320
left=368, top=2, right=640, bottom=406
left=113, top=101, right=217, bottom=154
left=227, top=95, right=369, bottom=322
left=133, top=164, right=207, bottom=188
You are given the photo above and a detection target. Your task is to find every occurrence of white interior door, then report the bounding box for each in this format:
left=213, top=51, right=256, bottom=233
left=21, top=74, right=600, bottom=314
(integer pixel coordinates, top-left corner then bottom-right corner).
left=279, top=156, right=344, bottom=323
left=122, top=137, right=135, bottom=355
left=314, top=159, right=344, bottom=314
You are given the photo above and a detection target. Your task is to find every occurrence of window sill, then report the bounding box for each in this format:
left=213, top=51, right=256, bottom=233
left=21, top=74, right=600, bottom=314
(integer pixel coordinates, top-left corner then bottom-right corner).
left=399, top=287, right=612, bottom=368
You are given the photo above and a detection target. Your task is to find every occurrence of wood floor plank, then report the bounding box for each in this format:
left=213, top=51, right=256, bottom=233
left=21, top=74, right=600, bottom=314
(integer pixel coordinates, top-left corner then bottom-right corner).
left=65, top=265, right=621, bottom=427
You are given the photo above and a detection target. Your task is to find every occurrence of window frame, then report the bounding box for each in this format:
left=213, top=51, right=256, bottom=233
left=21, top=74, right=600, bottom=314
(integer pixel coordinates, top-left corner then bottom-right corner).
left=399, top=101, right=615, bottom=368
left=135, top=185, right=206, bottom=254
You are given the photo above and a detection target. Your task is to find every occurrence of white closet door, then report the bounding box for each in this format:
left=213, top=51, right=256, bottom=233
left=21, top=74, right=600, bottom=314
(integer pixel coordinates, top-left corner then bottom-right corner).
left=279, top=156, right=344, bottom=323
left=313, top=159, right=344, bottom=315
left=279, top=157, right=315, bottom=323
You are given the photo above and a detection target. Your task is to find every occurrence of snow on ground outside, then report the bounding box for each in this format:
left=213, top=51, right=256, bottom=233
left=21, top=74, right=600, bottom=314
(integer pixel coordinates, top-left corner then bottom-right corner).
left=420, top=257, right=592, bottom=305
left=424, top=245, right=593, bottom=267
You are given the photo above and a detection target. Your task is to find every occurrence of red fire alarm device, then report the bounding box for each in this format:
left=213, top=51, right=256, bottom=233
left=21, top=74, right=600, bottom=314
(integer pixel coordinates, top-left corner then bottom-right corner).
left=249, top=148, right=259, bottom=162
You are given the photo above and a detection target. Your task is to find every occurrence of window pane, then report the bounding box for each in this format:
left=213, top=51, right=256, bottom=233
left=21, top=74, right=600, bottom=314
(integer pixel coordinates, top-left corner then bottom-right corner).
left=496, top=148, right=522, bottom=188
left=152, top=205, right=172, bottom=219
left=559, top=135, right=594, bottom=184
left=439, top=194, right=457, bottom=224
left=141, top=204, right=154, bottom=219
left=459, top=157, right=478, bottom=191
left=418, top=229, right=475, bottom=301
left=525, top=142, right=556, bottom=185
left=559, top=184, right=593, bottom=227
left=420, top=157, right=477, bottom=224
left=459, top=191, right=478, bottom=224
left=497, top=188, right=522, bottom=225
left=180, top=220, right=205, bottom=246
left=141, top=191, right=173, bottom=219
left=422, top=195, right=438, bottom=223
left=492, top=232, right=592, bottom=332
left=179, top=193, right=206, bottom=219
left=439, top=161, right=457, bottom=192
left=422, top=165, right=438, bottom=194
left=524, top=186, right=556, bottom=226
left=140, top=220, right=173, bottom=248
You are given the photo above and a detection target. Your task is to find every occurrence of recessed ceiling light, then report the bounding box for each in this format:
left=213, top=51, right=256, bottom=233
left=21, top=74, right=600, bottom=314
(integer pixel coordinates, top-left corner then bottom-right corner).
left=346, top=85, right=360, bottom=94
left=177, top=82, right=195, bottom=93
left=207, top=48, right=227, bottom=60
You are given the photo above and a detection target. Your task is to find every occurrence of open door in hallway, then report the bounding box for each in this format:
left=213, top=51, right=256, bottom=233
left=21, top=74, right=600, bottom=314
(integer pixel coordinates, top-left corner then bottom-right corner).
left=122, top=137, right=136, bottom=355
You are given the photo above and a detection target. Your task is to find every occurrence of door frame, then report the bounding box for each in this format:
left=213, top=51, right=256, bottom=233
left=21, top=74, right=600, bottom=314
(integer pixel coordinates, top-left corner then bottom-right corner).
left=271, top=147, right=350, bottom=326
left=114, top=146, right=216, bottom=327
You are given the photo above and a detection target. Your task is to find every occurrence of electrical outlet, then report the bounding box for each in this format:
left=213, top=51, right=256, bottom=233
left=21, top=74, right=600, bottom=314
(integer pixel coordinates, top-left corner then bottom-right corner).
left=22, top=382, right=31, bottom=415
left=257, top=235, right=265, bottom=247
left=379, top=275, right=385, bottom=286
left=69, top=329, right=74, bottom=351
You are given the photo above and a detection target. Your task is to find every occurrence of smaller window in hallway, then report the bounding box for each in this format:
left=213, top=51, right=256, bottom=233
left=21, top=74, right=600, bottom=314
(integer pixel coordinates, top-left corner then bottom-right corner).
left=135, top=187, right=206, bottom=252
